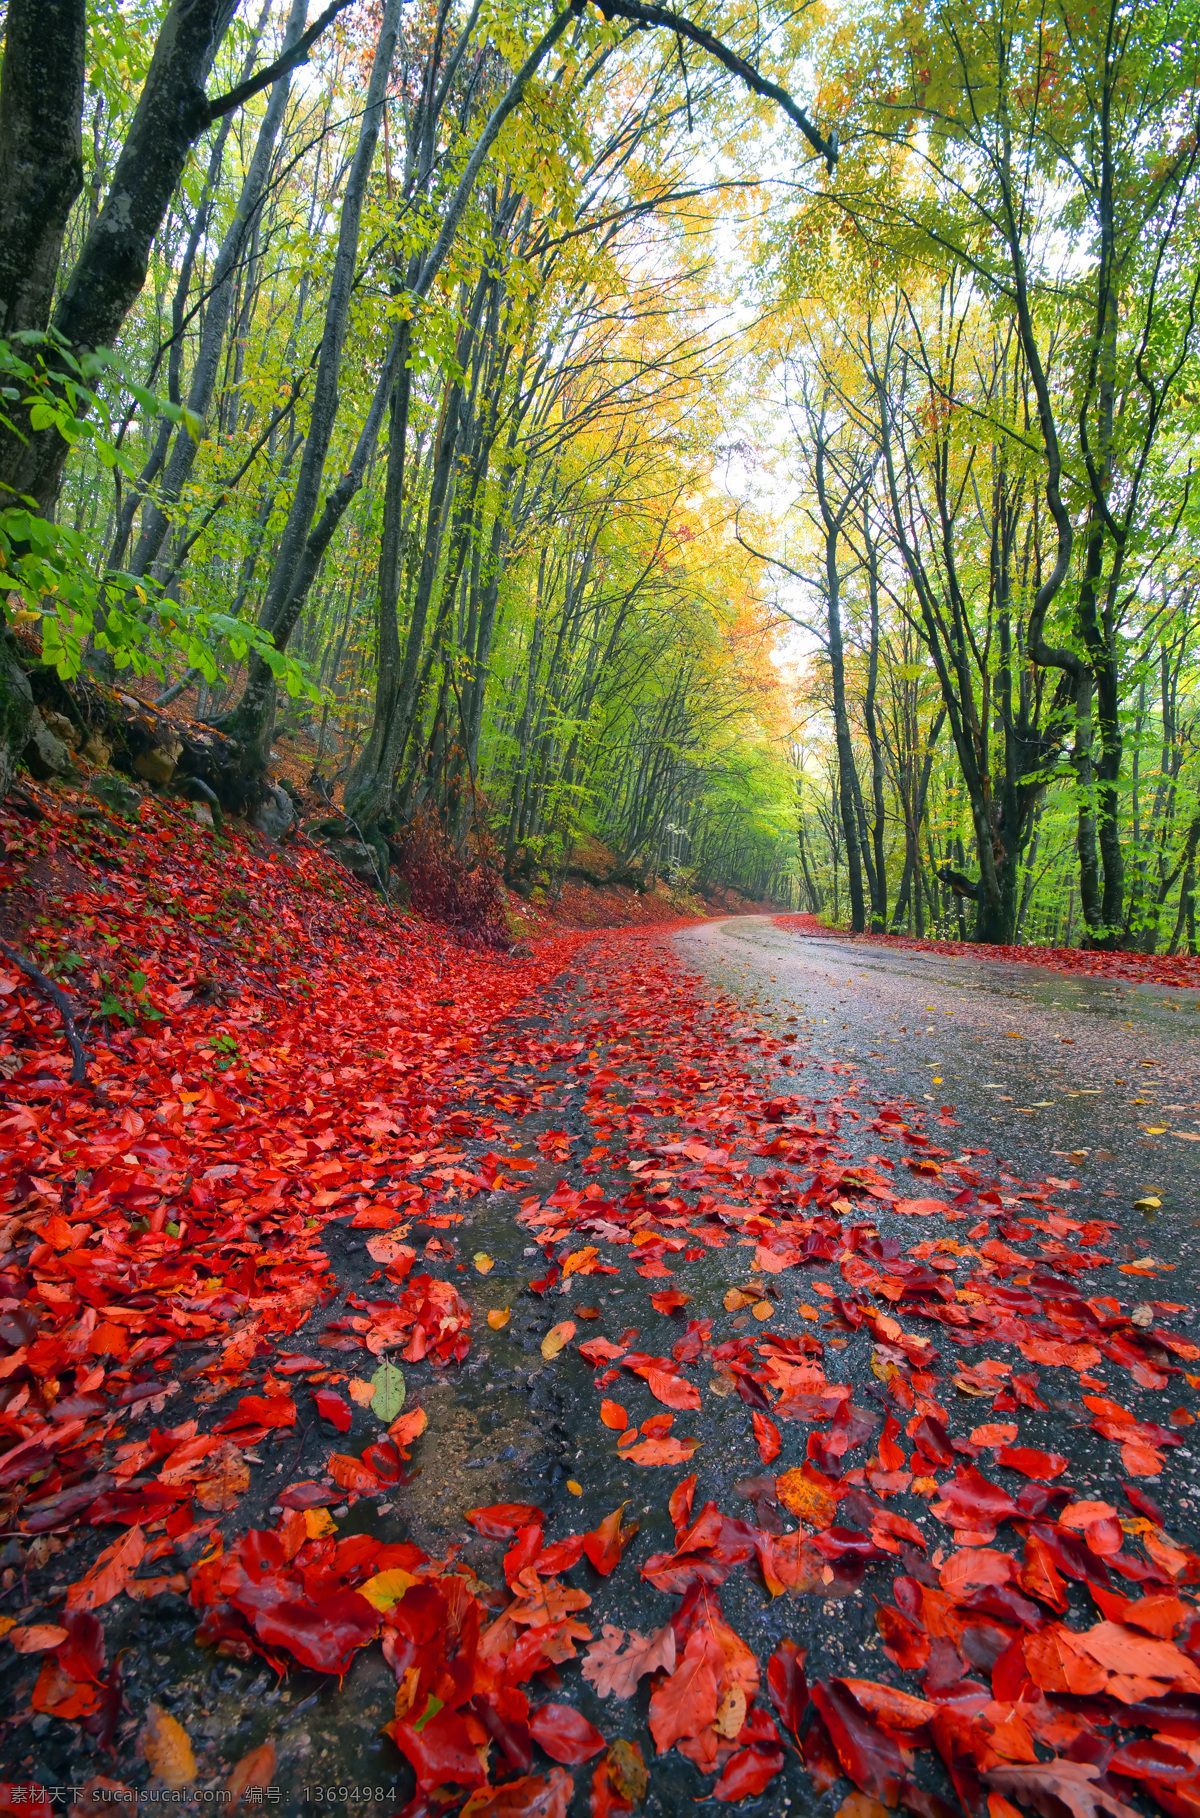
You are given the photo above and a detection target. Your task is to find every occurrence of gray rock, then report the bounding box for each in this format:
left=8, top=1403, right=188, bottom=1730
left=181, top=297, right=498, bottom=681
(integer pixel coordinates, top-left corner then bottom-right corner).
left=388, top=873, right=412, bottom=908
left=23, top=709, right=73, bottom=779
left=253, top=783, right=295, bottom=840
left=88, top=772, right=142, bottom=818
left=328, top=838, right=380, bottom=884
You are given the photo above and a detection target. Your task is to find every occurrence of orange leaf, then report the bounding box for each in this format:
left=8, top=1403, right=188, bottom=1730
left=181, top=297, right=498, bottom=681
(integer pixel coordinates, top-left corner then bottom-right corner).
left=600, top=1399, right=628, bottom=1431
left=141, top=1702, right=197, bottom=1788
left=226, top=1742, right=276, bottom=1812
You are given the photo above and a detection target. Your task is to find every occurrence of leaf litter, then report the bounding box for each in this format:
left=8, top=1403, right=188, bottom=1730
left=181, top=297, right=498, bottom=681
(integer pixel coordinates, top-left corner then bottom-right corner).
left=0, top=788, right=1199, bottom=1814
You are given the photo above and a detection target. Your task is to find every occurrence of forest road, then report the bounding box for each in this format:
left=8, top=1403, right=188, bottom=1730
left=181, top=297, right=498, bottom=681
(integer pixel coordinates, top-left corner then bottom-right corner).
left=678, top=914, right=1200, bottom=1256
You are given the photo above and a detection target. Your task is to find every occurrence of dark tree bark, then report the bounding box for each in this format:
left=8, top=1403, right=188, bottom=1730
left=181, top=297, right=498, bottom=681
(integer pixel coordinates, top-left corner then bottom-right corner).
left=0, top=0, right=87, bottom=336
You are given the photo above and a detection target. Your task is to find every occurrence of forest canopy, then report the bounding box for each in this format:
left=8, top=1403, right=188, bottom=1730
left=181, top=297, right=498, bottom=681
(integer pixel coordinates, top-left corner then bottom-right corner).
left=0, top=0, right=1196, bottom=949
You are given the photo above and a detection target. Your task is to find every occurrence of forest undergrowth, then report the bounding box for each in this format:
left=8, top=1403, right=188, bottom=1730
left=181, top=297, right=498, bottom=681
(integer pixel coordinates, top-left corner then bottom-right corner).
left=2, top=790, right=1200, bottom=1816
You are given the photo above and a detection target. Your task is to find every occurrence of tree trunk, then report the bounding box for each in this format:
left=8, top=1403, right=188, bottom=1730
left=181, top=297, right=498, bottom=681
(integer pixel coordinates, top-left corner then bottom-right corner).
left=0, top=0, right=87, bottom=337
left=0, top=0, right=241, bottom=512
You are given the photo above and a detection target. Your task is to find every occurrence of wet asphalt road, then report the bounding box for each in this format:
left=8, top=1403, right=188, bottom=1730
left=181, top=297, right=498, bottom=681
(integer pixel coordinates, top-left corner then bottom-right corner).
left=13, top=917, right=1200, bottom=1813
left=680, top=917, right=1200, bottom=1254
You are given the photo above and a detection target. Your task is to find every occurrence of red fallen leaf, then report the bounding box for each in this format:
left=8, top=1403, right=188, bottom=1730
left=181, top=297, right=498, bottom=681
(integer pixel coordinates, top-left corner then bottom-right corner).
left=995, top=1445, right=1068, bottom=1479
left=277, top=1481, right=340, bottom=1511
left=986, top=1760, right=1140, bottom=1818
left=893, top=1197, right=949, bottom=1216
left=648, top=1628, right=720, bottom=1752
left=752, top=1411, right=781, bottom=1465
left=387, top=1406, right=428, bottom=1457
left=460, top=1768, right=573, bottom=1817
left=930, top=1465, right=1019, bottom=1538
left=623, top=1435, right=699, bottom=1467
left=712, top=1741, right=785, bottom=1800
left=1089, top=1586, right=1190, bottom=1637
left=528, top=1702, right=606, bottom=1763
left=669, top=1474, right=697, bottom=1537
left=642, top=1368, right=700, bottom=1412
left=388, top=1704, right=490, bottom=1794
left=579, top=1338, right=627, bottom=1366
left=650, top=1290, right=691, bottom=1314
left=583, top=1504, right=639, bottom=1575
left=465, top=1503, right=546, bottom=1539
left=213, top=1393, right=296, bottom=1438
left=32, top=1652, right=101, bottom=1720
left=767, top=1638, right=809, bottom=1736
left=811, top=1678, right=903, bottom=1805
left=599, top=1399, right=628, bottom=1431
left=1019, top=1532, right=1069, bottom=1612
left=870, top=1509, right=927, bottom=1555
left=875, top=1605, right=930, bottom=1671
left=836, top=1680, right=935, bottom=1733
left=65, top=1525, right=146, bottom=1614
left=1023, top=1625, right=1108, bottom=1695
left=252, top=1588, right=380, bottom=1674
left=939, top=1547, right=1016, bottom=1598
left=326, top=1454, right=381, bottom=1493
left=505, top=1525, right=545, bottom=1586
left=312, top=1389, right=352, bottom=1433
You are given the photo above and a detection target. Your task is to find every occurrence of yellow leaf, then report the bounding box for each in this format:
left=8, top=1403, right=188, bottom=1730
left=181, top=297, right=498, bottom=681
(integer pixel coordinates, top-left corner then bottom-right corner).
left=304, top=1509, right=337, bottom=1540
left=487, top=1307, right=511, bottom=1329
left=0, top=1616, right=14, bottom=1639
left=541, top=1319, right=576, bottom=1360
left=142, top=1702, right=196, bottom=1788
left=474, top=1252, right=494, bottom=1273
left=347, top=1377, right=376, bottom=1407
left=723, top=1287, right=756, bottom=1312
left=359, top=1568, right=420, bottom=1612
left=1135, top=1196, right=1162, bottom=1210
left=1143, top=1129, right=1168, bottom=1138
left=566, top=1480, right=583, bottom=1496
left=751, top=1300, right=773, bottom=1320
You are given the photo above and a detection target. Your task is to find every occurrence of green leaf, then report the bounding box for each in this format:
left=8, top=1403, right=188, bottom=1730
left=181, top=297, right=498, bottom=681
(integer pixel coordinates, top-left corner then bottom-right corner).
left=370, top=1358, right=406, bottom=1424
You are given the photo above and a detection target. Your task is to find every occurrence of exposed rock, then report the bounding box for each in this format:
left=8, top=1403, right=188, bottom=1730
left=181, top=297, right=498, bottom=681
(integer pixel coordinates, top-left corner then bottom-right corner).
left=328, top=838, right=380, bottom=884
left=80, top=732, right=112, bottom=767
left=193, top=801, right=214, bottom=828
left=23, top=709, right=73, bottom=780
left=253, top=783, right=295, bottom=840
left=0, top=634, right=34, bottom=801
left=132, top=725, right=183, bottom=786
left=41, top=709, right=79, bottom=749
left=89, top=773, right=142, bottom=818
left=388, top=873, right=412, bottom=909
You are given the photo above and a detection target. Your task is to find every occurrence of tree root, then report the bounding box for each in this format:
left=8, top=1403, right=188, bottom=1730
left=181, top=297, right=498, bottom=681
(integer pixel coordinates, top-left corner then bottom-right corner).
left=0, top=937, right=89, bottom=1084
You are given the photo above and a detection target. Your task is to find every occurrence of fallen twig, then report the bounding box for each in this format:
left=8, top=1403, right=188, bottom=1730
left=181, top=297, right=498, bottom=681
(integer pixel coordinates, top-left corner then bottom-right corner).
left=0, top=937, right=90, bottom=1085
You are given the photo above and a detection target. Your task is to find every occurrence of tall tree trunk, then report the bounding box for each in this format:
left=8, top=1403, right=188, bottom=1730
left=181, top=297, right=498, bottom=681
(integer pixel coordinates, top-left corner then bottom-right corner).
left=0, top=0, right=242, bottom=512
left=0, top=0, right=87, bottom=337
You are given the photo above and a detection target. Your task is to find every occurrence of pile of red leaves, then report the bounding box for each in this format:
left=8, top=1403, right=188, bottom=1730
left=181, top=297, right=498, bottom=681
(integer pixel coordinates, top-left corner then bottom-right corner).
left=4, top=784, right=1200, bottom=1818
left=775, top=910, right=1200, bottom=990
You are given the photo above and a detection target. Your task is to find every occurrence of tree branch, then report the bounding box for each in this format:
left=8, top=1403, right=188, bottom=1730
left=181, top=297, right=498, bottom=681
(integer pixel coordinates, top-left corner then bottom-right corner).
left=584, top=0, right=837, bottom=168
left=206, top=0, right=356, bottom=121
left=0, top=937, right=89, bottom=1085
